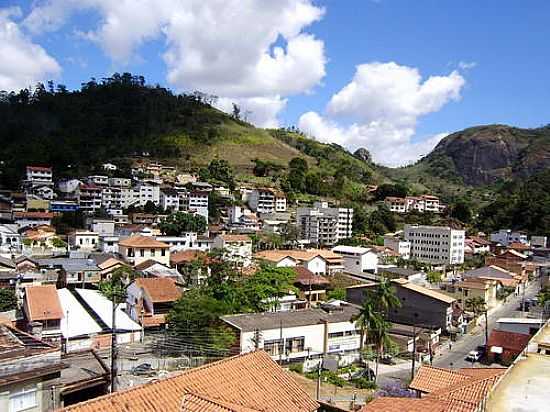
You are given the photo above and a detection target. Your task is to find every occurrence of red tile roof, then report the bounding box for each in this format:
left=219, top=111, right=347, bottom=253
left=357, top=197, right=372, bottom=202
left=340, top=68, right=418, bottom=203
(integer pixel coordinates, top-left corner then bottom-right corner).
left=24, top=285, right=63, bottom=321
left=119, top=235, right=170, bottom=249
left=135, top=278, right=182, bottom=303
left=409, top=366, right=471, bottom=393
left=60, top=351, right=318, bottom=412
left=27, top=166, right=52, bottom=172
left=487, top=329, right=531, bottom=353
left=293, top=266, right=329, bottom=286
left=14, top=211, right=54, bottom=219
left=361, top=398, right=450, bottom=412
left=181, top=392, right=259, bottom=412
left=170, top=250, right=209, bottom=265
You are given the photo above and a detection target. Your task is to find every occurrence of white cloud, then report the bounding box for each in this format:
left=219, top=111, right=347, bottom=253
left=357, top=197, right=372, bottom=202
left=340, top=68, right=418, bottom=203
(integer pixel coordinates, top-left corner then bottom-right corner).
left=216, top=96, right=287, bottom=128
left=299, top=62, right=464, bottom=167
left=23, top=0, right=326, bottom=125
left=0, top=7, right=61, bottom=91
left=458, top=61, right=477, bottom=70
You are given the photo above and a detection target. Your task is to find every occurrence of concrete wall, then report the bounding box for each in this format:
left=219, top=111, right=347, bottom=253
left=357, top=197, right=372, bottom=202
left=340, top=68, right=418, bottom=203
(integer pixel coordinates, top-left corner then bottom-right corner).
left=0, top=374, right=61, bottom=412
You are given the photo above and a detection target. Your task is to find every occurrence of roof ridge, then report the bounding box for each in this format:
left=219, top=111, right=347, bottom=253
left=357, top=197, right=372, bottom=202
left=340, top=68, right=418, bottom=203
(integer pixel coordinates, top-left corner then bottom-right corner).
left=60, top=351, right=270, bottom=411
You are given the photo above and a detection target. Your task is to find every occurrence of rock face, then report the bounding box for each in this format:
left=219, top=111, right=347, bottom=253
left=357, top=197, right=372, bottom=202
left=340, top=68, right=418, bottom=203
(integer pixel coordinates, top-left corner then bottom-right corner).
left=426, top=124, right=550, bottom=185
left=353, top=147, right=372, bottom=163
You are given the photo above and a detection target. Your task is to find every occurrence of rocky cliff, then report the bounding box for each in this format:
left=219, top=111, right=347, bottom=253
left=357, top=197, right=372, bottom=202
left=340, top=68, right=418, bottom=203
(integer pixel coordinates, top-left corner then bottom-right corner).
left=425, top=124, right=550, bottom=185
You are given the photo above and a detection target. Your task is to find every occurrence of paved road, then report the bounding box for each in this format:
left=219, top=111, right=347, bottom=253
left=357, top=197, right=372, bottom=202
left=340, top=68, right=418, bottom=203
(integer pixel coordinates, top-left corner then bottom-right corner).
left=434, top=281, right=540, bottom=368
left=377, top=281, right=541, bottom=384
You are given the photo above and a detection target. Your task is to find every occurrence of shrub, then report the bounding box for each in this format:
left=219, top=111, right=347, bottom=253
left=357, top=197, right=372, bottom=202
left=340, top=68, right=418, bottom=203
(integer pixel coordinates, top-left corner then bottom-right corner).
left=288, top=363, right=303, bottom=374
left=353, top=377, right=377, bottom=389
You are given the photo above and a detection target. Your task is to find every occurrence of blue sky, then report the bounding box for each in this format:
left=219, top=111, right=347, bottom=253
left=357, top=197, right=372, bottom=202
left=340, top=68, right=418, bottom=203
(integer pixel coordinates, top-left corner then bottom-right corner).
left=1, top=0, right=549, bottom=165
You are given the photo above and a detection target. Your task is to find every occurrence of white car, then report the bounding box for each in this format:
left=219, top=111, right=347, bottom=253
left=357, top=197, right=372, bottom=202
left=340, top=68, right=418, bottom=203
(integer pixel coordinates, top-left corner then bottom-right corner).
left=465, top=350, right=482, bottom=362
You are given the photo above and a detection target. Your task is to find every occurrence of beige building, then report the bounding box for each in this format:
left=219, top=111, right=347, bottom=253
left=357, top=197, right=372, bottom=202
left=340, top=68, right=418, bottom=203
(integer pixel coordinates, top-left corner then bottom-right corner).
left=118, top=235, right=170, bottom=266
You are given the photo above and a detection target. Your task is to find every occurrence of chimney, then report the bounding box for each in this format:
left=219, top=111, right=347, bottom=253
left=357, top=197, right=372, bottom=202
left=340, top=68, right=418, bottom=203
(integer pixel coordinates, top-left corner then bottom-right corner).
left=28, top=321, right=43, bottom=340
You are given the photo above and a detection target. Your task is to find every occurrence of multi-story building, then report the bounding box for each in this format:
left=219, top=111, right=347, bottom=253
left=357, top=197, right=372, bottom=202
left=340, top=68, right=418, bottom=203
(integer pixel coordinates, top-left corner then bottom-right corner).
left=490, top=229, right=529, bottom=246
left=248, top=188, right=287, bottom=213
left=25, top=166, right=53, bottom=187
left=78, top=183, right=102, bottom=213
left=188, top=190, right=209, bottom=221
left=87, top=175, right=109, bottom=186
left=404, top=224, right=465, bottom=265
left=108, top=177, right=131, bottom=188
left=296, top=202, right=353, bottom=246
left=385, top=195, right=443, bottom=214
left=134, top=181, right=160, bottom=206
left=383, top=235, right=411, bottom=259
left=160, top=188, right=180, bottom=211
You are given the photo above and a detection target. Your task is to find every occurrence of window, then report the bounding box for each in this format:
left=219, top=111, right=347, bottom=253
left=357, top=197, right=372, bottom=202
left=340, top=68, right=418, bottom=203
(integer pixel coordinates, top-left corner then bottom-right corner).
left=161, top=249, right=166, bottom=256
left=10, top=386, right=37, bottom=411
left=285, top=337, right=305, bottom=353
left=140, top=249, right=145, bottom=257
left=263, top=339, right=284, bottom=356
left=128, top=248, right=134, bottom=257
left=329, top=332, right=344, bottom=339
left=150, top=249, right=156, bottom=257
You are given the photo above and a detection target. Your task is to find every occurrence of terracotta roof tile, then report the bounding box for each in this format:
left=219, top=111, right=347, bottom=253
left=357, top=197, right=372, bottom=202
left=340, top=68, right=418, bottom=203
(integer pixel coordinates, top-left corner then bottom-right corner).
left=409, top=366, right=471, bottom=393
left=293, top=266, right=329, bottom=286
left=181, top=392, right=259, bottom=412
left=119, top=235, right=170, bottom=249
left=457, top=368, right=506, bottom=379
left=135, top=278, right=182, bottom=303
left=60, top=351, right=318, bottom=412
left=170, top=250, right=209, bottom=265
left=25, top=285, right=63, bottom=321
left=361, top=397, right=450, bottom=412
left=392, top=280, right=456, bottom=304
left=14, top=211, right=55, bottom=219
left=218, top=234, right=252, bottom=243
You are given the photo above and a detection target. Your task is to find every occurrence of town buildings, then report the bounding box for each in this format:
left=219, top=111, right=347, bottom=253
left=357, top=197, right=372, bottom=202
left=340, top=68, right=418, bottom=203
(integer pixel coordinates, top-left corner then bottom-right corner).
left=296, top=201, right=353, bottom=246
left=248, top=188, right=287, bottom=213
left=384, top=194, right=444, bottom=214
left=331, top=245, right=378, bottom=275
left=404, top=224, right=465, bottom=265
left=490, top=229, right=529, bottom=246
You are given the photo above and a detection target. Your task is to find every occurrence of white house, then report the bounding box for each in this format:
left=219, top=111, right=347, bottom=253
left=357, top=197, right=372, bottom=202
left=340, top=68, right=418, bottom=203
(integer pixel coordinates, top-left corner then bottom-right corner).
left=383, top=235, right=411, bottom=260
left=221, top=301, right=361, bottom=362
left=13, top=211, right=54, bottom=228
left=156, top=233, right=198, bottom=251
left=25, top=166, right=53, bottom=187
left=118, top=235, right=170, bottom=266
left=0, top=224, right=21, bottom=255
left=332, top=245, right=378, bottom=275
left=530, top=236, right=548, bottom=249
left=248, top=188, right=287, bottom=213
left=68, top=231, right=99, bottom=251
left=135, top=181, right=160, bottom=206
left=213, top=234, right=253, bottom=267
left=98, top=235, right=119, bottom=254
left=254, top=249, right=333, bottom=275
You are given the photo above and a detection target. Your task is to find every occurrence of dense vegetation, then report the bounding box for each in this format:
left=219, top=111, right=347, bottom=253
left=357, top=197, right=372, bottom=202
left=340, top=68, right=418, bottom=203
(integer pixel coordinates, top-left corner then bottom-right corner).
left=0, top=73, right=229, bottom=187
left=477, top=169, right=550, bottom=235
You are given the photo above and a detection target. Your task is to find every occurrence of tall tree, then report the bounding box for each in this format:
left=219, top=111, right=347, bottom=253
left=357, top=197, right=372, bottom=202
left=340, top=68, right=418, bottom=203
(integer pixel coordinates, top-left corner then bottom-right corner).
left=159, top=212, right=207, bottom=235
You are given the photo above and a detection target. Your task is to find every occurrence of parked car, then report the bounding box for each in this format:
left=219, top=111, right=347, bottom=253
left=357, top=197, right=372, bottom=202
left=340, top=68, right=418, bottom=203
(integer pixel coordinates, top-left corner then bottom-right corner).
left=380, top=355, right=396, bottom=365
left=131, top=363, right=155, bottom=376
left=465, top=350, right=482, bottom=362
left=352, top=367, right=375, bottom=380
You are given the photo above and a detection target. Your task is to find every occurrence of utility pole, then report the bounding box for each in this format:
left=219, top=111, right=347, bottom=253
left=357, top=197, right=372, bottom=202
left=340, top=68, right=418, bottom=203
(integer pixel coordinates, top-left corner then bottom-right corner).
left=411, top=313, right=418, bottom=381
left=484, top=310, right=489, bottom=356
left=111, top=297, right=118, bottom=392
left=279, top=320, right=283, bottom=364
left=316, top=357, right=322, bottom=401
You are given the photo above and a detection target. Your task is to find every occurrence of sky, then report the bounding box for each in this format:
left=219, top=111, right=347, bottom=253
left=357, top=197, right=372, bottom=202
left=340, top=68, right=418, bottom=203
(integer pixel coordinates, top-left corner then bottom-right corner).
left=1, top=0, right=550, bottom=166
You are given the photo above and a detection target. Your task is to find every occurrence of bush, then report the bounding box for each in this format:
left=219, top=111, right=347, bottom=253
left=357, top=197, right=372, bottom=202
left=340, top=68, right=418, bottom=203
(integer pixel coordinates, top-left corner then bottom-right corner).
left=305, top=370, right=347, bottom=387
left=288, top=363, right=303, bottom=374
left=353, top=377, right=377, bottom=389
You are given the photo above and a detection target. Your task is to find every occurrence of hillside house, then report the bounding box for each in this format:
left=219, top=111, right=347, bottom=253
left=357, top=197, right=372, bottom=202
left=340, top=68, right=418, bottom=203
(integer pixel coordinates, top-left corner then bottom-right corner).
left=118, top=235, right=170, bottom=266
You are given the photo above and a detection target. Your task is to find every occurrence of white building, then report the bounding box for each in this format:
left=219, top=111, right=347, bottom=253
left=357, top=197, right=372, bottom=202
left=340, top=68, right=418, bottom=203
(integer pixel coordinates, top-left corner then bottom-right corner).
left=490, top=230, right=529, bottom=246
left=0, top=224, right=22, bottom=255
left=297, top=202, right=353, bottom=247
left=109, top=177, right=131, bottom=188
left=99, top=235, right=119, bottom=254
left=212, top=234, right=252, bottom=267
left=383, top=235, right=411, bottom=260
left=332, top=245, right=378, bottom=275
left=13, top=211, right=54, bottom=228
left=25, top=166, right=53, bottom=187
left=404, top=225, right=465, bottom=265
left=156, top=233, right=198, bottom=251
left=87, top=175, right=109, bottom=186
left=160, top=188, right=180, bottom=211
left=495, top=317, right=544, bottom=336
left=248, top=188, right=287, bottom=213
left=188, top=190, right=209, bottom=221
left=135, top=181, right=160, bottom=206
left=68, top=231, right=99, bottom=251
left=385, top=195, right=443, bottom=214
left=530, top=236, right=547, bottom=249
left=221, top=301, right=361, bottom=362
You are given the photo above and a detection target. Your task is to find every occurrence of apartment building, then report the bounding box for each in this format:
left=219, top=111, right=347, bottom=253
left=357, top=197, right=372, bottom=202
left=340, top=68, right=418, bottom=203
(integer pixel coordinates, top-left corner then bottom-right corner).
left=248, top=188, right=287, bottom=213
left=296, top=201, right=353, bottom=246
left=25, top=166, right=53, bottom=187
left=404, top=224, right=465, bottom=265
left=159, top=188, right=180, bottom=211
left=383, top=235, right=411, bottom=259
left=385, top=194, right=443, bottom=213
left=490, top=229, right=529, bottom=246
left=188, top=190, right=209, bottom=221
left=78, top=183, right=102, bottom=213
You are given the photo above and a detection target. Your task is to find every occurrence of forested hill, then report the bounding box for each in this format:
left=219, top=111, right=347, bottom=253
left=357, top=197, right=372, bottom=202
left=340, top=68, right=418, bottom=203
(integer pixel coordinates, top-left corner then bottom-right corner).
left=0, top=73, right=378, bottom=193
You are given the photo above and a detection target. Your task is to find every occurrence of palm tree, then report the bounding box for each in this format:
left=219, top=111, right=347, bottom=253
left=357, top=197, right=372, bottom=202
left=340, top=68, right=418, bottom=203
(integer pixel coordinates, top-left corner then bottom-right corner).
left=353, top=281, right=400, bottom=384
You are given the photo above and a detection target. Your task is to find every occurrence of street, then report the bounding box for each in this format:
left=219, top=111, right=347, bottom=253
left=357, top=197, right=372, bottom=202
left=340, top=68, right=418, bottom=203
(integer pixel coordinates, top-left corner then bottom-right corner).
left=378, top=280, right=541, bottom=384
